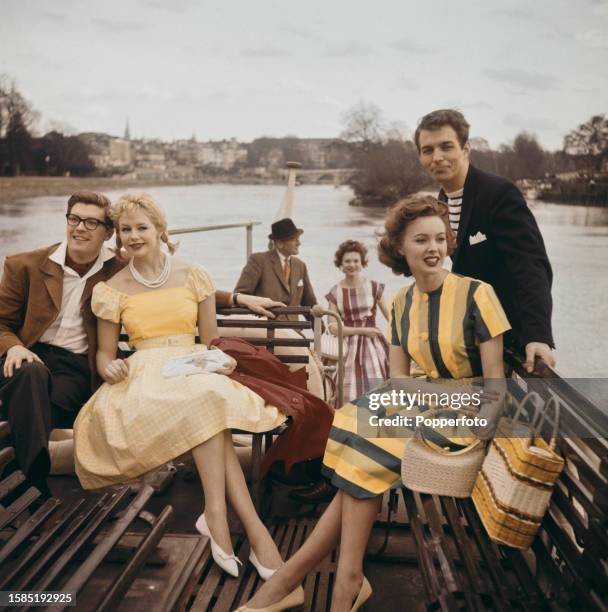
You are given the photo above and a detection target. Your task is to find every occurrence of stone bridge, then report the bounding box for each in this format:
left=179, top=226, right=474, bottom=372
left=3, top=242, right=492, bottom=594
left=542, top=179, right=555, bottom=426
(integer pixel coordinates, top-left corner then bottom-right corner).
left=277, top=167, right=356, bottom=185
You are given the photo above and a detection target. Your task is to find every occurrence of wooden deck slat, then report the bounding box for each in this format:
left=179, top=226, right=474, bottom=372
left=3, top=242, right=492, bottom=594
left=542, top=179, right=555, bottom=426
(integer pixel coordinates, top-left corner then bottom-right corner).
left=0, top=446, right=15, bottom=471
left=0, top=499, right=85, bottom=589
left=0, top=486, right=41, bottom=530
left=401, top=488, right=443, bottom=604
left=0, top=498, right=61, bottom=565
left=0, top=470, right=25, bottom=501
left=440, top=497, right=489, bottom=612
left=31, top=489, right=130, bottom=593
left=189, top=518, right=334, bottom=611
left=458, top=500, right=516, bottom=605
left=56, top=487, right=154, bottom=607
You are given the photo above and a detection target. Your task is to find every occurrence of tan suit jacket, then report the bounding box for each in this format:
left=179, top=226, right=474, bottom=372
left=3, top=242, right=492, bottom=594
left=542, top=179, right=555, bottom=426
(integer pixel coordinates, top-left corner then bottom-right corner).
left=0, top=244, right=236, bottom=389
left=0, top=244, right=124, bottom=388
left=234, top=249, right=317, bottom=309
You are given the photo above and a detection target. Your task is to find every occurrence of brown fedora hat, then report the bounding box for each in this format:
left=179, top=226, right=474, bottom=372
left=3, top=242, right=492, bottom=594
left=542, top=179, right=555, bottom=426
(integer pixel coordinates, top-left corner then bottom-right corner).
left=268, top=218, right=303, bottom=241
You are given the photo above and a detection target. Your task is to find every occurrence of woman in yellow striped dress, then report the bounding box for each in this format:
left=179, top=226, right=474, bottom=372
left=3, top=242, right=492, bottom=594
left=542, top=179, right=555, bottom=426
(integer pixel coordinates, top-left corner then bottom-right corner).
left=238, top=195, right=510, bottom=612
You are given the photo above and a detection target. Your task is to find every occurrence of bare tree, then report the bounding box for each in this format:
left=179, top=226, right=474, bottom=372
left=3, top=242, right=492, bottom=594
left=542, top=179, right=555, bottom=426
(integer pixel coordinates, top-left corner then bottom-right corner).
left=340, top=102, right=430, bottom=206
left=563, top=114, right=608, bottom=157
left=0, top=75, right=39, bottom=137
left=340, top=101, right=385, bottom=148
left=0, top=75, right=40, bottom=175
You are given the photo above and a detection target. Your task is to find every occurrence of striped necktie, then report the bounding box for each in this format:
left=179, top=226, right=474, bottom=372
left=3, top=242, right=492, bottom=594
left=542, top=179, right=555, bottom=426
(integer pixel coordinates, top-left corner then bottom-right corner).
left=283, top=257, right=291, bottom=285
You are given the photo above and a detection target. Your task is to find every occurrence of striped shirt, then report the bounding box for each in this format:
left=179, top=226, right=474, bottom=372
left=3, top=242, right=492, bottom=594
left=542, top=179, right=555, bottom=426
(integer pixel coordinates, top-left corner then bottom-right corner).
left=388, top=273, right=511, bottom=379
left=446, top=188, right=464, bottom=235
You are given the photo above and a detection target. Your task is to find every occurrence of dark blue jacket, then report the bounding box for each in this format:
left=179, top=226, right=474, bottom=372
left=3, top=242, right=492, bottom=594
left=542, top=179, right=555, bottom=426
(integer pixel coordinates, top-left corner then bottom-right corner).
left=440, top=164, right=554, bottom=348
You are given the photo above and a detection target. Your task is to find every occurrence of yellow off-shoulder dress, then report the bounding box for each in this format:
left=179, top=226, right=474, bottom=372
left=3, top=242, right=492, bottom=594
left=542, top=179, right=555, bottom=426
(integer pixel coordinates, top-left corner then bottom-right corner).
left=74, top=265, right=286, bottom=490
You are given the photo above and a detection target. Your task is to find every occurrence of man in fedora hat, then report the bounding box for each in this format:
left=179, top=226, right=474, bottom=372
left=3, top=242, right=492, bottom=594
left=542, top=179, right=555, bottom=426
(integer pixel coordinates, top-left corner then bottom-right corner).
left=234, top=218, right=318, bottom=310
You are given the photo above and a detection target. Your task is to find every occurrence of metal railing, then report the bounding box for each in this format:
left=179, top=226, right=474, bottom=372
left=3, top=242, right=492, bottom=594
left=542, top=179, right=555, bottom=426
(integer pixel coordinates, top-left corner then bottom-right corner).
left=164, top=221, right=346, bottom=405
left=168, top=221, right=261, bottom=259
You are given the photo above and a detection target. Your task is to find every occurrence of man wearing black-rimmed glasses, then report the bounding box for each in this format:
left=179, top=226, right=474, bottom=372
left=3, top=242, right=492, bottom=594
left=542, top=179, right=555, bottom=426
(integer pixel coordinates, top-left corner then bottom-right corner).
left=0, top=192, right=121, bottom=496
left=0, top=191, right=287, bottom=496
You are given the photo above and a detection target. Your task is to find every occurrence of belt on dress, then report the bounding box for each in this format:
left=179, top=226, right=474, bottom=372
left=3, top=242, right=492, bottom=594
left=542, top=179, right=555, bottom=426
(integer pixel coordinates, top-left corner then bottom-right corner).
left=132, top=334, right=196, bottom=350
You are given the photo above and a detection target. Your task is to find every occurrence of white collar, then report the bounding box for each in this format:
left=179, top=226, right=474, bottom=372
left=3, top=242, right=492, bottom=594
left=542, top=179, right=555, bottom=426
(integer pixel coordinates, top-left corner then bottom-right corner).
left=276, top=250, right=290, bottom=266
left=50, top=240, right=114, bottom=278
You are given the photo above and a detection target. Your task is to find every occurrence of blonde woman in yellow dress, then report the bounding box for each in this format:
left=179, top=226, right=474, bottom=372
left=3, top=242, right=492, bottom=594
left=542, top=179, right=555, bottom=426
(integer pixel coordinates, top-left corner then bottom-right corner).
left=74, top=193, right=285, bottom=579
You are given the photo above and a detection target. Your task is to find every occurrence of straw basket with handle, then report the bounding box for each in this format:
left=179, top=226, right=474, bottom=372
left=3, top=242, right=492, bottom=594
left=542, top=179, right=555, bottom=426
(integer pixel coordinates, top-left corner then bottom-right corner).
left=472, top=393, right=565, bottom=549
left=401, top=409, right=487, bottom=498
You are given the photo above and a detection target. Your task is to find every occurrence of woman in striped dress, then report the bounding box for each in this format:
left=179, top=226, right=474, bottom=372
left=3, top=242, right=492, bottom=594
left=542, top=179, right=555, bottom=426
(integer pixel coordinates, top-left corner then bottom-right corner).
left=238, top=195, right=510, bottom=612
left=326, top=240, right=389, bottom=401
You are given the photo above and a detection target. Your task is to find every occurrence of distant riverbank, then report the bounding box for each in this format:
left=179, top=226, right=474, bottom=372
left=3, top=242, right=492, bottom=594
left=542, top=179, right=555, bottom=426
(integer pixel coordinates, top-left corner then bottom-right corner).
left=0, top=176, right=276, bottom=204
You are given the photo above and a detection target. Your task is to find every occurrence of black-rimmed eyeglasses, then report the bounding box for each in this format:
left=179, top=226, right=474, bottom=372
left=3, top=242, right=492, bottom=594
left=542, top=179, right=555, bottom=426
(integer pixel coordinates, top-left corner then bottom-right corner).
left=66, top=213, right=110, bottom=231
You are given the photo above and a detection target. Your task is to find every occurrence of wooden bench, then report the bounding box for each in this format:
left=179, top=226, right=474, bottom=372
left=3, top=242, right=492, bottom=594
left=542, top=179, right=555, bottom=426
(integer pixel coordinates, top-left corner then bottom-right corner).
left=0, top=421, right=208, bottom=610
left=116, top=305, right=326, bottom=510
left=216, top=305, right=327, bottom=511
left=371, top=351, right=608, bottom=610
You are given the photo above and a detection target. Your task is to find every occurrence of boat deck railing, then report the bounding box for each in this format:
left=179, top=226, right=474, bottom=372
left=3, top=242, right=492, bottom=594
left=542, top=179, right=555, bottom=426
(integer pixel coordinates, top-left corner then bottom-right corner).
left=168, top=221, right=261, bottom=259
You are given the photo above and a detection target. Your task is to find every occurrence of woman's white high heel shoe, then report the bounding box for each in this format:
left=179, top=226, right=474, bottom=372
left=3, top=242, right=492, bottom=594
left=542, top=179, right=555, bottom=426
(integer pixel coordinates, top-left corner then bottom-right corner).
left=195, top=514, right=242, bottom=577
left=249, top=549, right=278, bottom=581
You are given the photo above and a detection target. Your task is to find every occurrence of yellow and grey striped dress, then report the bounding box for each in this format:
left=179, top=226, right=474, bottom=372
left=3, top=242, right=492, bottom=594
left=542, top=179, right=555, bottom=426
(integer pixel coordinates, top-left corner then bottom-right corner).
left=321, top=273, right=511, bottom=499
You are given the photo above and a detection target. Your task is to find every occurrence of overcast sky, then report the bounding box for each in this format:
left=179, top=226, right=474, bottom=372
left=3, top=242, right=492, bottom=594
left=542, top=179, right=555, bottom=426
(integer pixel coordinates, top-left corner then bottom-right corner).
left=1, top=0, right=607, bottom=150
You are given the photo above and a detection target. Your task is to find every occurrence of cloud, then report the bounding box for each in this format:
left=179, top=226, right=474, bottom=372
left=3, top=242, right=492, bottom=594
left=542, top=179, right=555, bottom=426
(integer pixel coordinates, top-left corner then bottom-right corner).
left=396, top=77, right=419, bottom=90
left=487, top=7, right=533, bottom=19
left=142, top=0, right=197, bottom=12
left=323, top=41, right=373, bottom=58
left=389, top=38, right=429, bottom=53
left=465, top=101, right=494, bottom=111
left=445, top=99, right=494, bottom=111
left=91, top=18, right=144, bottom=32
left=576, top=29, right=608, bottom=48
left=15, top=51, right=62, bottom=70
left=240, top=44, right=291, bottom=58
left=281, top=24, right=323, bottom=42
left=42, top=11, right=68, bottom=23
left=484, top=68, right=559, bottom=90
left=503, top=113, right=558, bottom=131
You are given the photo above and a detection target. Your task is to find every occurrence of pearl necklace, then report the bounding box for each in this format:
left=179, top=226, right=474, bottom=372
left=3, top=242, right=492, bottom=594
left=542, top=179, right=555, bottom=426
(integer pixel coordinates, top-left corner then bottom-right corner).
left=128, top=254, right=171, bottom=288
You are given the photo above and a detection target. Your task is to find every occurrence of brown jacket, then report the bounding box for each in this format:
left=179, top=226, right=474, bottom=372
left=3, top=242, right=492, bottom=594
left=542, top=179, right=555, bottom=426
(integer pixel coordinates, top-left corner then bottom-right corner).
left=0, top=244, right=238, bottom=389
left=0, top=244, right=124, bottom=389
left=234, top=249, right=317, bottom=308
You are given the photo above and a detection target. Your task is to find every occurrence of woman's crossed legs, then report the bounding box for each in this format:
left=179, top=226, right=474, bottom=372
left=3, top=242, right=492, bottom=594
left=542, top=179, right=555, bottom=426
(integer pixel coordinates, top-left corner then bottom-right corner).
left=192, top=430, right=282, bottom=569
left=244, top=489, right=381, bottom=611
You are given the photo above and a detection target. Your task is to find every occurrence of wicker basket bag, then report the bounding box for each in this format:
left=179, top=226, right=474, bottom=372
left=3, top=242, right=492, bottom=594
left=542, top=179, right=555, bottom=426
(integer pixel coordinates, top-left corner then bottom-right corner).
left=401, top=409, right=487, bottom=498
left=472, top=393, right=564, bottom=549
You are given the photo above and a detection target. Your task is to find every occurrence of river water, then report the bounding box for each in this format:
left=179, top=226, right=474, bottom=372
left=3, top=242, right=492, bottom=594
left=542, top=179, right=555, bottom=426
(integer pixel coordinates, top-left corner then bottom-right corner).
left=1, top=184, right=607, bottom=378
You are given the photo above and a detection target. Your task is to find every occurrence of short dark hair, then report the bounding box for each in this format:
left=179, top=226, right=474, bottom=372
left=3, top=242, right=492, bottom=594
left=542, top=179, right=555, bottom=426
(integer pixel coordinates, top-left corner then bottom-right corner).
left=67, top=192, right=112, bottom=225
left=377, top=195, right=456, bottom=276
left=414, top=109, right=470, bottom=151
left=334, top=240, right=368, bottom=268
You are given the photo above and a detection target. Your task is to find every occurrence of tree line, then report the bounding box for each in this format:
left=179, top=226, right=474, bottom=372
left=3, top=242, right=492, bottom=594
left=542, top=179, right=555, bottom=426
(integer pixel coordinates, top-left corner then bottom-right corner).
left=341, top=102, right=608, bottom=207
left=1, top=76, right=606, bottom=200
left=0, top=76, right=94, bottom=177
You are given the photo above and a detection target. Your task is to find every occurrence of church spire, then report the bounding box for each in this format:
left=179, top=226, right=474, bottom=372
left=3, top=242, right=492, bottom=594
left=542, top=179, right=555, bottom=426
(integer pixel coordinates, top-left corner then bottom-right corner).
left=124, top=118, right=131, bottom=140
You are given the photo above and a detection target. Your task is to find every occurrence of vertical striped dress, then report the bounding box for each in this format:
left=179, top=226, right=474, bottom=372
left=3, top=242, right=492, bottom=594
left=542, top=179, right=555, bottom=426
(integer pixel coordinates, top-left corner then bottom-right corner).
left=326, top=279, right=389, bottom=402
left=322, top=273, right=511, bottom=499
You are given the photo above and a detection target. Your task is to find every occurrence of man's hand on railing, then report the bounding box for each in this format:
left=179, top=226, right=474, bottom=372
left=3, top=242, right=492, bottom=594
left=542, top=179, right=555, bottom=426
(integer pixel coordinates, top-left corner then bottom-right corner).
left=236, top=294, right=287, bottom=318
left=524, top=342, right=555, bottom=373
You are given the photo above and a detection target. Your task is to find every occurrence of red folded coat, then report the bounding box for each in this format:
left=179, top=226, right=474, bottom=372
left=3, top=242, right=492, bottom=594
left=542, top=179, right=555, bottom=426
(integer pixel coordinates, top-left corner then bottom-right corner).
left=210, top=337, right=334, bottom=474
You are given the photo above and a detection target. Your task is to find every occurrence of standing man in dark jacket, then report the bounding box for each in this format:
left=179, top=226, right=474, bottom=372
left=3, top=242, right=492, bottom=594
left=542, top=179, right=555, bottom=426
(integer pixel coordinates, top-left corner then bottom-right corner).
left=414, top=109, right=555, bottom=372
